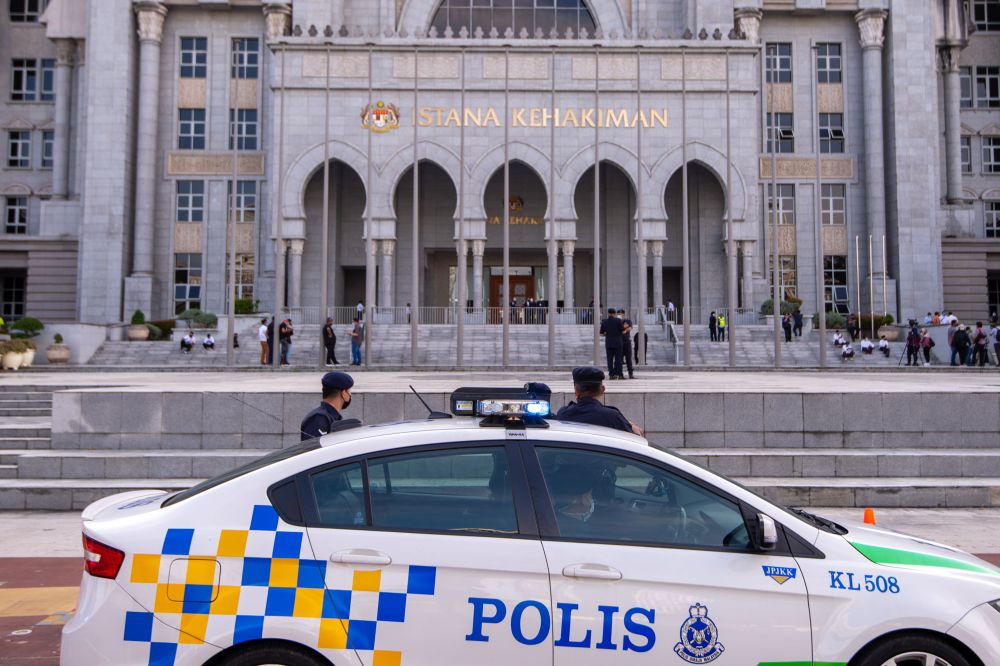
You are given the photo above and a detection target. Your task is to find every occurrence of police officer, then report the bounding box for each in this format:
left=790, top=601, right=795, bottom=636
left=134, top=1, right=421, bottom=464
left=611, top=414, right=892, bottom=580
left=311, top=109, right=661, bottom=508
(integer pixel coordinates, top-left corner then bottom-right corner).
left=600, top=308, right=625, bottom=379
left=618, top=309, right=635, bottom=379
left=300, top=371, right=354, bottom=441
left=555, top=366, right=643, bottom=436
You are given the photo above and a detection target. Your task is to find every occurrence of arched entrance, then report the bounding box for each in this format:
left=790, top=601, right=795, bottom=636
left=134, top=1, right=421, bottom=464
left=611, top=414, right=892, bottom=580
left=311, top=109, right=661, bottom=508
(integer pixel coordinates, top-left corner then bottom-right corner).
left=393, top=160, right=457, bottom=308
left=664, top=162, right=726, bottom=321
left=481, top=160, right=549, bottom=315
left=574, top=161, right=637, bottom=311
left=301, top=160, right=366, bottom=311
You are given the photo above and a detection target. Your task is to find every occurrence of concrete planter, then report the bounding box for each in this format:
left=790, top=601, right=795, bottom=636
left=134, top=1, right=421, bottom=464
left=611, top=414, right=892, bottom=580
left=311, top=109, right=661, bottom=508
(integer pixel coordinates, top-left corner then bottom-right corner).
left=21, top=348, right=35, bottom=367
left=127, top=324, right=150, bottom=341
left=45, top=344, right=71, bottom=364
left=878, top=325, right=900, bottom=342
left=2, top=351, right=25, bottom=370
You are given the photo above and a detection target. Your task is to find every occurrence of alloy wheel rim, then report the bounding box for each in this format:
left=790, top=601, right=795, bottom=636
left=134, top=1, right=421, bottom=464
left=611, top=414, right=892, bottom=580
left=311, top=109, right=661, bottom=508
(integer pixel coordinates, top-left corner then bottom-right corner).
left=880, top=653, right=952, bottom=666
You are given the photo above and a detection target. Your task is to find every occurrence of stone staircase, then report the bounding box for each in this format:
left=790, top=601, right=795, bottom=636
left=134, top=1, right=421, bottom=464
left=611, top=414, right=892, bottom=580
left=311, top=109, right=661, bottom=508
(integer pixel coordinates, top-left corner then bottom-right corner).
left=1, top=382, right=996, bottom=511
left=674, top=325, right=917, bottom=368
left=87, top=324, right=677, bottom=368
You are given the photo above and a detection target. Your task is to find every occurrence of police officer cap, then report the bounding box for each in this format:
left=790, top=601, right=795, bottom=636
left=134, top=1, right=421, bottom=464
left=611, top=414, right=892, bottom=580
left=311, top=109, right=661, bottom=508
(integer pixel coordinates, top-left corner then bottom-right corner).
left=572, top=366, right=605, bottom=385
left=321, top=372, right=354, bottom=390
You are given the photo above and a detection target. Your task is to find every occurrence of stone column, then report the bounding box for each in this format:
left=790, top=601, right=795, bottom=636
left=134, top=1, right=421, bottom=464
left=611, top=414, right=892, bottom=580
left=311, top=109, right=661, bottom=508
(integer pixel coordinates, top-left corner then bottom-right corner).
left=741, top=241, right=754, bottom=309
left=939, top=46, right=965, bottom=203
left=562, top=240, right=575, bottom=309
left=856, top=9, right=888, bottom=273
left=547, top=237, right=558, bottom=307
left=734, top=7, right=762, bottom=44
left=51, top=39, right=75, bottom=199
left=379, top=239, right=395, bottom=308
left=650, top=240, right=664, bottom=310
left=287, top=239, right=304, bottom=308
left=125, top=1, right=167, bottom=317
left=471, top=239, right=485, bottom=309
left=455, top=239, right=468, bottom=307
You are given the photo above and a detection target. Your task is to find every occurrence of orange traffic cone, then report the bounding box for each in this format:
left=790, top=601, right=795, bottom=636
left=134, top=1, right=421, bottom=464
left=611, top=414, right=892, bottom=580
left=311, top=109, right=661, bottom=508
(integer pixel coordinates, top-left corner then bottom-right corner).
left=863, top=507, right=876, bottom=525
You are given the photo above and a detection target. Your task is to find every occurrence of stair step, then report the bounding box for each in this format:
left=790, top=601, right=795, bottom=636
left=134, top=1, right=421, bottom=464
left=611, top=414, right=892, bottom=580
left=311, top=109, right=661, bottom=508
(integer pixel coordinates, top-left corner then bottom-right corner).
left=0, top=437, right=51, bottom=450
left=0, top=465, right=15, bottom=479
left=14, top=449, right=265, bottom=479
left=0, top=479, right=199, bottom=511
left=0, top=408, right=53, bottom=417
left=738, top=476, right=1000, bottom=508
left=677, top=448, right=1000, bottom=478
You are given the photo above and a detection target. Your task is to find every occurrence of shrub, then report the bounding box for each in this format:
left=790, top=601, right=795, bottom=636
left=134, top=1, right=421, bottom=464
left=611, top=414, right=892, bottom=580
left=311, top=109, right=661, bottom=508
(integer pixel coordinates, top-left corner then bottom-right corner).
left=859, top=314, right=893, bottom=332
left=0, top=341, right=9, bottom=355
left=130, top=310, right=146, bottom=325
left=148, top=319, right=176, bottom=340
left=760, top=299, right=798, bottom=316
left=6, top=339, right=28, bottom=353
left=145, top=323, right=163, bottom=340
left=812, top=311, right=847, bottom=329
left=10, top=317, right=43, bottom=337
left=176, top=308, right=201, bottom=321
left=235, top=298, right=260, bottom=315
left=194, top=311, right=218, bottom=328
left=53, top=333, right=64, bottom=344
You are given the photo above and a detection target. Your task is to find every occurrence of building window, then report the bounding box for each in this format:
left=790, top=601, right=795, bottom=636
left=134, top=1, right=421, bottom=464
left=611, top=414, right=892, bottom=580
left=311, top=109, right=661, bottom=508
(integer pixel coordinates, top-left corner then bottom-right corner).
left=768, top=255, right=798, bottom=301
left=176, top=181, right=205, bottom=223
left=178, top=109, right=206, bottom=150
left=4, top=196, right=28, bottom=234
left=766, top=113, right=794, bottom=153
left=9, top=0, right=47, bottom=23
left=961, top=136, right=973, bottom=174
left=0, top=272, right=26, bottom=319
left=824, top=256, right=849, bottom=314
left=960, top=67, right=973, bottom=108
left=41, top=130, right=53, bottom=168
left=984, top=136, right=1000, bottom=174
left=229, top=109, right=258, bottom=151
left=973, top=0, right=1000, bottom=31
left=976, top=66, right=1000, bottom=108
left=765, top=43, right=792, bottom=83
left=822, top=184, right=846, bottom=225
left=227, top=254, right=255, bottom=302
left=986, top=201, right=1000, bottom=238
left=430, top=0, right=596, bottom=38
left=40, top=59, right=54, bottom=102
left=232, top=38, right=259, bottom=79
left=10, top=59, right=38, bottom=101
left=228, top=180, right=257, bottom=222
left=174, top=253, right=202, bottom=315
left=819, top=113, right=845, bottom=154
left=7, top=131, right=31, bottom=168
left=180, top=37, right=208, bottom=78
left=766, top=184, right=796, bottom=225
left=816, top=43, right=842, bottom=84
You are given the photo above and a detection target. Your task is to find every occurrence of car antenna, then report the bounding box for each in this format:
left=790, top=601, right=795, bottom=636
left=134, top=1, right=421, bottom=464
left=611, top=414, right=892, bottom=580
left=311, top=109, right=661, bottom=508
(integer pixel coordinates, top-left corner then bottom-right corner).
left=410, top=385, right=452, bottom=420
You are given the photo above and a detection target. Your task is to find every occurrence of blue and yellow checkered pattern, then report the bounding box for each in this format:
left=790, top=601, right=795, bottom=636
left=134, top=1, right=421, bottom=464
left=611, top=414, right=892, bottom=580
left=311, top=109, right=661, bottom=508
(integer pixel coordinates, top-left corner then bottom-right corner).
left=124, top=504, right=436, bottom=666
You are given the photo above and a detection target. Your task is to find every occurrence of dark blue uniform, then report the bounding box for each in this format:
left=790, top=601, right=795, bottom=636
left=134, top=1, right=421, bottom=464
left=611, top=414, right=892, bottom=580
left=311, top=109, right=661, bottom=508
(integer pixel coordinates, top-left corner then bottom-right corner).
left=600, top=316, right=625, bottom=379
left=300, top=402, right=343, bottom=441
left=555, top=396, right=632, bottom=433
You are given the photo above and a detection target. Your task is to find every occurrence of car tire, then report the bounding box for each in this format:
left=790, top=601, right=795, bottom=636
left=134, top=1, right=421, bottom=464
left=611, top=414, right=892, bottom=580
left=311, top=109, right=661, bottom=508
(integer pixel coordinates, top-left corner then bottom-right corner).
left=854, top=634, right=972, bottom=666
left=216, top=644, right=329, bottom=666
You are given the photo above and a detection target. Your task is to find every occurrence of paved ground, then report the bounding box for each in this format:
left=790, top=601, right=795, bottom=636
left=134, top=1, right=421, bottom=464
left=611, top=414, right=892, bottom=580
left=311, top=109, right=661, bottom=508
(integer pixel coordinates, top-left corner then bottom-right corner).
left=6, top=369, right=1000, bottom=393
left=1, top=509, right=998, bottom=665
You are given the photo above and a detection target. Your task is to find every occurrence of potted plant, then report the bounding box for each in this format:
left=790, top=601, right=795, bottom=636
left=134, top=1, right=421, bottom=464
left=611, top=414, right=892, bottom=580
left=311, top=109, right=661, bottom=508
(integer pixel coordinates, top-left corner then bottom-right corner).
left=127, top=310, right=150, bottom=341
left=1, top=339, right=27, bottom=371
left=46, top=333, right=71, bottom=364
left=20, top=339, right=36, bottom=367
left=877, top=314, right=898, bottom=341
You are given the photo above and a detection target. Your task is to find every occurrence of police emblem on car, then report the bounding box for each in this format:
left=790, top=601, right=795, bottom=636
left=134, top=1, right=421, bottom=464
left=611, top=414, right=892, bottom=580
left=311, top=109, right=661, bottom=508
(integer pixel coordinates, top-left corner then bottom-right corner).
left=674, top=603, right=725, bottom=664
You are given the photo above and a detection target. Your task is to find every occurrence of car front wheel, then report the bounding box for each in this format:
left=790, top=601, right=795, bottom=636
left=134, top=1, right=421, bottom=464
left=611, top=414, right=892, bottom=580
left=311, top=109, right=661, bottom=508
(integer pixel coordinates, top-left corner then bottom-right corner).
left=214, top=644, right=329, bottom=666
left=854, top=634, right=972, bottom=666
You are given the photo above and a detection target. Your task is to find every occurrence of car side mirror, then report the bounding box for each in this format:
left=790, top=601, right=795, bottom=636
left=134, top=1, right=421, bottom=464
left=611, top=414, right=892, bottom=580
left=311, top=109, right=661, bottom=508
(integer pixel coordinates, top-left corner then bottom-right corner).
left=757, top=513, right=778, bottom=551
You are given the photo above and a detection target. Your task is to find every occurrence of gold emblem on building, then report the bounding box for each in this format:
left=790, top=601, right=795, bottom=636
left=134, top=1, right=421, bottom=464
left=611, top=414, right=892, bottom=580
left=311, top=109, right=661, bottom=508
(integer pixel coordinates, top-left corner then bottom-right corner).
left=361, top=101, right=401, bottom=132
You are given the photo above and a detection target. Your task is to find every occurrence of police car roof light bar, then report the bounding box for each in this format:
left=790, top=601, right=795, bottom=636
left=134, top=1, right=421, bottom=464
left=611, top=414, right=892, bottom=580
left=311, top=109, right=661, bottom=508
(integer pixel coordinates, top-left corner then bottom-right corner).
left=449, top=383, right=552, bottom=428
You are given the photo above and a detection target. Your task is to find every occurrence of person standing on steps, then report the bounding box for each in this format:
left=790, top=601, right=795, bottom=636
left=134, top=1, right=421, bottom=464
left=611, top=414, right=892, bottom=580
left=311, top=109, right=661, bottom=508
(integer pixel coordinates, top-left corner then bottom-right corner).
left=350, top=316, right=363, bottom=366
left=618, top=309, right=635, bottom=379
left=600, top=308, right=625, bottom=379
left=717, top=313, right=726, bottom=343
left=323, top=317, right=339, bottom=366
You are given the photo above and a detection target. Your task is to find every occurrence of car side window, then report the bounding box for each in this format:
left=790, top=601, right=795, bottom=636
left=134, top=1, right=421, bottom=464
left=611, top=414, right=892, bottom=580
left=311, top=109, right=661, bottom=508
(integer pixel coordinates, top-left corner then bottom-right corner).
left=368, top=447, right=518, bottom=535
left=309, top=462, right=365, bottom=527
left=535, top=447, right=750, bottom=550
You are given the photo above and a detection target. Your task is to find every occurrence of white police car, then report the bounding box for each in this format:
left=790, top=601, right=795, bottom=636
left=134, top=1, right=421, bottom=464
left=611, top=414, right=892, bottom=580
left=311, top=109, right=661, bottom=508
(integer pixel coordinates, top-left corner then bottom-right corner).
left=62, top=385, right=1000, bottom=666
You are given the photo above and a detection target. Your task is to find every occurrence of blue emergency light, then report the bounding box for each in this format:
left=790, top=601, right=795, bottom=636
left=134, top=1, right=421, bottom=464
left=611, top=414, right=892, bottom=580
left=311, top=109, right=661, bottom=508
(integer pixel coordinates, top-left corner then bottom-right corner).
left=450, top=383, right=552, bottom=426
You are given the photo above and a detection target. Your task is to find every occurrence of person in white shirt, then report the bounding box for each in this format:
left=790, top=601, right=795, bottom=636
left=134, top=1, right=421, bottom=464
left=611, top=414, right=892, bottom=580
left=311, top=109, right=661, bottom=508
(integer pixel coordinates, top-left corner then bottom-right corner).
left=666, top=300, right=676, bottom=322
left=258, top=318, right=268, bottom=365
left=180, top=332, right=195, bottom=354
left=202, top=333, right=215, bottom=350
left=878, top=336, right=891, bottom=357
left=832, top=330, right=846, bottom=347
left=860, top=336, right=875, bottom=354
left=841, top=342, right=855, bottom=360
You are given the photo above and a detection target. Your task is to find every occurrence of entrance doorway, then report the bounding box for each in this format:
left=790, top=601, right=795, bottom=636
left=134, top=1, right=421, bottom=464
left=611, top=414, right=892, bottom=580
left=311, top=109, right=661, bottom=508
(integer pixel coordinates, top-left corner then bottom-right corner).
left=489, top=273, right=535, bottom=323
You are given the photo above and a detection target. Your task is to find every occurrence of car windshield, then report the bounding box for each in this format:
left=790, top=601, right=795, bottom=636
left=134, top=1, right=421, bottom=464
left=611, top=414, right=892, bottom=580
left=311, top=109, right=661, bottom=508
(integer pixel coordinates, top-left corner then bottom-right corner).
left=162, top=440, right=320, bottom=507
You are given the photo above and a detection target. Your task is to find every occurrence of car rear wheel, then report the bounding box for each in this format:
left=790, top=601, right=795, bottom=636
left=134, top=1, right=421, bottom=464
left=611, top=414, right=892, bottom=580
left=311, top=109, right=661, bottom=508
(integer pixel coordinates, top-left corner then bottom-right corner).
left=215, top=644, right=329, bottom=666
left=854, top=634, right=971, bottom=666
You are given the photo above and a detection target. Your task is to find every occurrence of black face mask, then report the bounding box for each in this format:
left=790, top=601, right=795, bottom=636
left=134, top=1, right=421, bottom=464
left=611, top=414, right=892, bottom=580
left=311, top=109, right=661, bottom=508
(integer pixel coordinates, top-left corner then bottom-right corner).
left=341, top=392, right=351, bottom=410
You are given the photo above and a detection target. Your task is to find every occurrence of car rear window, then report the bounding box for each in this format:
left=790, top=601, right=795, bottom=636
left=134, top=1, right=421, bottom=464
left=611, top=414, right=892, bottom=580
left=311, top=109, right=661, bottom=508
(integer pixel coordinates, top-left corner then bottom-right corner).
left=162, top=440, right=320, bottom=507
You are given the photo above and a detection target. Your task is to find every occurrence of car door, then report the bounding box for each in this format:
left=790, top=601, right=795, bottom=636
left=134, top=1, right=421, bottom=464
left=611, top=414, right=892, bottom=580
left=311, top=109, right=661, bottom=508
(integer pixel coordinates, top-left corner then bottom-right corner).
left=527, top=445, right=813, bottom=666
left=302, top=442, right=553, bottom=666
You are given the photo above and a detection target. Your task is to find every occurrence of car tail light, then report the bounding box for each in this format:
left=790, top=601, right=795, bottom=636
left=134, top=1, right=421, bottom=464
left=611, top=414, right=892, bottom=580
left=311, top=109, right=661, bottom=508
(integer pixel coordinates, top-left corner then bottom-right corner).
left=83, top=534, right=125, bottom=579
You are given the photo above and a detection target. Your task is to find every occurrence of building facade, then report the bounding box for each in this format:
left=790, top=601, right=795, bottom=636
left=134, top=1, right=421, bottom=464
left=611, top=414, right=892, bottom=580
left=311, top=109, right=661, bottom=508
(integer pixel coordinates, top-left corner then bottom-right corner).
left=1, top=0, right=998, bottom=329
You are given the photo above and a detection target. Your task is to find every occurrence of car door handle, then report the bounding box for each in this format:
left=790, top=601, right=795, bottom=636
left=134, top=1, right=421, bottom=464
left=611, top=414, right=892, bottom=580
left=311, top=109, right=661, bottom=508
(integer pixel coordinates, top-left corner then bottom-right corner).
left=562, top=563, right=622, bottom=581
left=329, top=549, right=392, bottom=566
